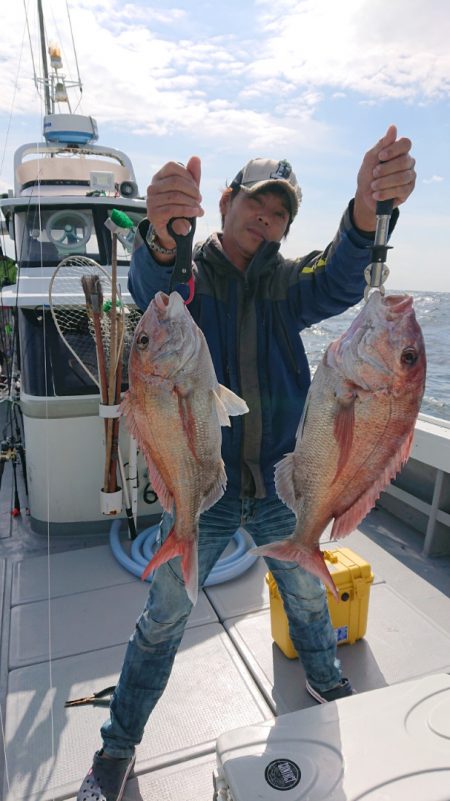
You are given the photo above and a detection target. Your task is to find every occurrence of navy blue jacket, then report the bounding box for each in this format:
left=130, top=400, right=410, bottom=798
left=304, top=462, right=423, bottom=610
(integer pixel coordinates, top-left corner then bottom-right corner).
left=128, top=201, right=398, bottom=499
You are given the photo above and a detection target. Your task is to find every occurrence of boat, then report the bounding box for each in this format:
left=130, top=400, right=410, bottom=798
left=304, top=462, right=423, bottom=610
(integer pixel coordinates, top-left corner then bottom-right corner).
left=0, top=1, right=161, bottom=536
left=1, top=4, right=449, bottom=800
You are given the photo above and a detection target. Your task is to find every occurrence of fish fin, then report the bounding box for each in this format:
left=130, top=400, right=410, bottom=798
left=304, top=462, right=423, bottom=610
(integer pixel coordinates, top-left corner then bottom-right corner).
left=199, top=462, right=227, bottom=513
left=141, top=526, right=199, bottom=605
left=176, top=391, right=199, bottom=460
left=212, top=391, right=232, bottom=427
left=332, top=396, right=356, bottom=481
left=331, top=428, right=415, bottom=539
left=252, top=540, right=338, bottom=601
left=119, top=390, right=136, bottom=421
left=214, top=385, right=249, bottom=427
left=120, top=394, right=174, bottom=512
left=274, top=453, right=298, bottom=512
left=145, top=460, right=174, bottom=514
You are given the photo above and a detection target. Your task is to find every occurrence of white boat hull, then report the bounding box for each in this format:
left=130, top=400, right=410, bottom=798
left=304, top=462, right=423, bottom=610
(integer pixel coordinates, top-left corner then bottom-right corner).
left=22, top=393, right=162, bottom=534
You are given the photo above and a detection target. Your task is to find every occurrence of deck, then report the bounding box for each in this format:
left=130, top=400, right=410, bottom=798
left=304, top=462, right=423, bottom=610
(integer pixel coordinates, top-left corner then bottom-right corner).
left=1, top=474, right=450, bottom=801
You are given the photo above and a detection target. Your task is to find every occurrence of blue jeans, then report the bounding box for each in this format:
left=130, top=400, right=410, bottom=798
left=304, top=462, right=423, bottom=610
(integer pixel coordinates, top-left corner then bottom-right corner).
left=101, top=494, right=341, bottom=757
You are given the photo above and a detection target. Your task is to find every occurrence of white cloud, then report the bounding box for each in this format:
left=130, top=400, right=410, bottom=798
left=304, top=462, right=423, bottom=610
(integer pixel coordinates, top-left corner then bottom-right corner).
left=250, top=0, right=450, bottom=102
left=423, top=175, right=444, bottom=184
left=2, top=0, right=450, bottom=158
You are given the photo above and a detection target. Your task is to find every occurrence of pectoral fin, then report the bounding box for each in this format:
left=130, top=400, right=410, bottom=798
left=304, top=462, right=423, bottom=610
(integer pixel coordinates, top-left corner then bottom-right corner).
left=176, top=390, right=199, bottom=460
left=332, top=393, right=356, bottom=482
left=214, top=384, right=249, bottom=426
left=274, top=453, right=298, bottom=512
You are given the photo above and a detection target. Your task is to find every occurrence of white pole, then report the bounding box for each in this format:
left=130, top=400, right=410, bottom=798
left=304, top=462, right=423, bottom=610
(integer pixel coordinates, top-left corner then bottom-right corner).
left=128, top=435, right=139, bottom=529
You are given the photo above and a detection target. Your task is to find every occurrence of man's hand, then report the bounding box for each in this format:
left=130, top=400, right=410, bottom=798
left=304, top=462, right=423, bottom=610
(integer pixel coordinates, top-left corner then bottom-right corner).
left=145, top=157, right=203, bottom=257
left=353, top=125, right=416, bottom=232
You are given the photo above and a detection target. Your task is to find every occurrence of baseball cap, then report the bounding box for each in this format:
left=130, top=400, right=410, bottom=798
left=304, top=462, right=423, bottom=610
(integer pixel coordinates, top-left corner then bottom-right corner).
left=230, top=158, right=302, bottom=219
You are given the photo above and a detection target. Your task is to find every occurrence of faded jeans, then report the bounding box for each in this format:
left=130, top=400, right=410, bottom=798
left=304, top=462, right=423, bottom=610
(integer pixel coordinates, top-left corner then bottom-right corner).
left=101, top=493, right=341, bottom=757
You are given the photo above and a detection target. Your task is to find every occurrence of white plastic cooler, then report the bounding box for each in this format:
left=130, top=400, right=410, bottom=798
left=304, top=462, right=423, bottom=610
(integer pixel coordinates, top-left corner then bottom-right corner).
left=214, top=673, right=450, bottom=800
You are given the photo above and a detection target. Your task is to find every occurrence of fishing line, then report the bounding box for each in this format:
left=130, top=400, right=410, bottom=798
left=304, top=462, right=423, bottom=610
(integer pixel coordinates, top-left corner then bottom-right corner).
left=32, top=136, right=58, bottom=785
left=24, top=0, right=44, bottom=106
left=2, top=4, right=79, bottom=788
left=12, top=45, right=61, bottom=781
left=65, top=0, right=84, bottom=109
left=0, top=703, right=11, bottom=795
left=0, top=4, right=29, bottom=186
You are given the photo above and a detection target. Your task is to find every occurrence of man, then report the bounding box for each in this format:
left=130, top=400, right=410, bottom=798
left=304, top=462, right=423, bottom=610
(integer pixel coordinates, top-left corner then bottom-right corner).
left=77, top=125, right=416, bottom=801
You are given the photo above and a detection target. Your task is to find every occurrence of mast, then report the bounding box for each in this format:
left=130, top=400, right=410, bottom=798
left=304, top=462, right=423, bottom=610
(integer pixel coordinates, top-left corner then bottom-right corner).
left=37, top=0, right=52, bottom=115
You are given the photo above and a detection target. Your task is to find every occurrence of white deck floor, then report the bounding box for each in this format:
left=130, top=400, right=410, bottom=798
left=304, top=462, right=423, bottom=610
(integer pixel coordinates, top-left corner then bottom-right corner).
left=1, top=504, right=450, bottom=801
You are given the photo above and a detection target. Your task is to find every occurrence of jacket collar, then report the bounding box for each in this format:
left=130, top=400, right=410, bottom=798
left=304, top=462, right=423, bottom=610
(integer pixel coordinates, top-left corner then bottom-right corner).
left=195, top=232, right=282, bottom=279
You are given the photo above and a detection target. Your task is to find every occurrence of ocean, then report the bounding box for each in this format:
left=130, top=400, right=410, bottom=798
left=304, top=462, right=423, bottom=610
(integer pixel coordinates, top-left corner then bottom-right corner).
left=301, top=290, right=449, bottom=423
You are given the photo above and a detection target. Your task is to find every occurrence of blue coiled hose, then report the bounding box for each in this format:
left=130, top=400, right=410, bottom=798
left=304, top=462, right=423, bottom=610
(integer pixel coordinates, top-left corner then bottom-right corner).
left=109, top=518, right=257, bottom=585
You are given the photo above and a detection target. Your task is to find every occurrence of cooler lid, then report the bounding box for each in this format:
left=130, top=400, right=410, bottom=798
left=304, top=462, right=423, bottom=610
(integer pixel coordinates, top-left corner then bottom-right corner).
left=216, top=673, right=450, bottom=800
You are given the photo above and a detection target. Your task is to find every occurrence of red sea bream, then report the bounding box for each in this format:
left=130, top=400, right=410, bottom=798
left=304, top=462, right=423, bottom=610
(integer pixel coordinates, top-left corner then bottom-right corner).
left=120, top=291, right=248, bottom=604
left=254, top=292, right=426, bottom=598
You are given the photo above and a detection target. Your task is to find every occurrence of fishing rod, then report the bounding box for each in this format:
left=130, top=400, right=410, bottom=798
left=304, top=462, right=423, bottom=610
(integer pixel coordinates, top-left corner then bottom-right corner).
left=0, top=414, right=25, bottom=518
left=0, top=311, right=29, bottom=515
left=0, top=438, right=20, bottom=516
left=48, top=255, right=140, bottom=539
left=104, top=212, right=134, bottom=502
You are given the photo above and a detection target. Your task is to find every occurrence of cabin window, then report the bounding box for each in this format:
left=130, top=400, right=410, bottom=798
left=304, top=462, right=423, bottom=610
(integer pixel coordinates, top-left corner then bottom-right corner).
left=16, top=208, right=98, bottom=265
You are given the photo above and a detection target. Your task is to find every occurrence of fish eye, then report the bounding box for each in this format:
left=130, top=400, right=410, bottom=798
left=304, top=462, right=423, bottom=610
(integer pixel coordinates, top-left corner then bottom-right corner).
left=401, top=347, right=418, bottom=366
left=136, top=332, right=150, bottom=350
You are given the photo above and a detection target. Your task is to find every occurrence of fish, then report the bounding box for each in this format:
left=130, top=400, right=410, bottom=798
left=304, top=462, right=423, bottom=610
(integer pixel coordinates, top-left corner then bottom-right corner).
left=253, top=291, right=426, bottom=598
left=120, top=290, right=248, bottom=604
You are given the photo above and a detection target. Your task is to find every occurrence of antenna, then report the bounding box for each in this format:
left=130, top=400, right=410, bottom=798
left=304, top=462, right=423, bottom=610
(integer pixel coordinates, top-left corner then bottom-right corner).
left=37, top=0, right=51, bottom=114
left=35, top=0, right=83, bottom=114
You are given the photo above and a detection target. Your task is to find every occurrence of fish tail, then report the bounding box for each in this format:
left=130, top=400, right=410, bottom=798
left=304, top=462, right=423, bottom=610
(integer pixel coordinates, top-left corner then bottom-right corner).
left=141, top=526, right=199, bottom=605
left=252, top=540, right=339, bottom=601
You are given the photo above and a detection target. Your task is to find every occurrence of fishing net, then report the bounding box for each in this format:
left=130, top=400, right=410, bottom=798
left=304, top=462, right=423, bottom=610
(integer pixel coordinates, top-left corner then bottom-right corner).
left=48, top=255, right=141, bottom=388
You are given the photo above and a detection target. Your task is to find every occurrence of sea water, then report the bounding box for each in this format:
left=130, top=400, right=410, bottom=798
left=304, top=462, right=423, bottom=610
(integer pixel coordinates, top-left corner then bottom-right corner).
left=301, top=290, right=449, bottom=423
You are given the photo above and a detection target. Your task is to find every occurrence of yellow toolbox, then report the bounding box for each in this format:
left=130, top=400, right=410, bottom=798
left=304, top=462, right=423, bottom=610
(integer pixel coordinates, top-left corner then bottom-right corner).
left=266, top=547, right=374, bottom=658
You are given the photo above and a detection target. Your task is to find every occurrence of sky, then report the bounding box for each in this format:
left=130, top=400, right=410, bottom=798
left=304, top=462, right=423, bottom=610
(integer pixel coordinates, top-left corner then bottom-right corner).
left=0, top=0, right=449, bottom=292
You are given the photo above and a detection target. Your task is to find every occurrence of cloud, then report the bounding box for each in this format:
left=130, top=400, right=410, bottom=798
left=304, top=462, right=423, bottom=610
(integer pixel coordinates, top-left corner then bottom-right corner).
left=250, top=0, right=450, bottom=102
left=1, top=1, right=449, bottom=198
left=422, top=175, right=444, bottom=184
left=3, top=1, right=450, bottom=135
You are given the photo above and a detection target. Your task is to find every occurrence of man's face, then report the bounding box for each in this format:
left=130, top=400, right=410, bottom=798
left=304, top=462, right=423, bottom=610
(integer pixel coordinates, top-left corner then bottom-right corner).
left=221, top=188, right=290, bottom=269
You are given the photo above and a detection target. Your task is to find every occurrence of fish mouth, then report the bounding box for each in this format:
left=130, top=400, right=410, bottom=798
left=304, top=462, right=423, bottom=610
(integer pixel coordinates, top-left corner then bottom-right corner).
left=382, top=294, right=413, bottom=317
left=154, top=290, right=185, bottom=319
left=154, top=291, right=170, bottom=311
